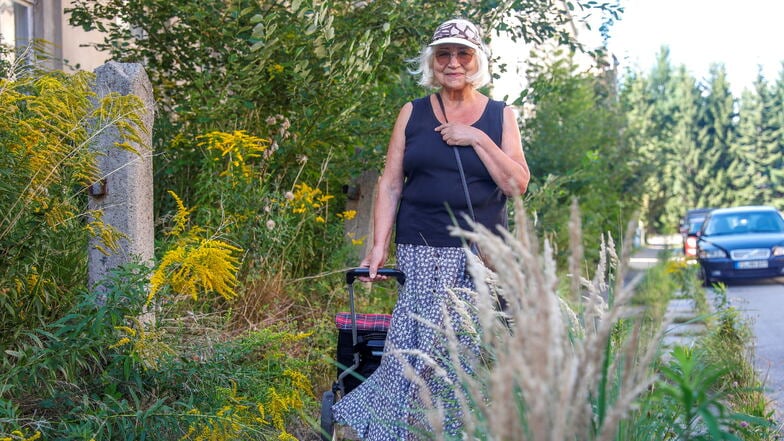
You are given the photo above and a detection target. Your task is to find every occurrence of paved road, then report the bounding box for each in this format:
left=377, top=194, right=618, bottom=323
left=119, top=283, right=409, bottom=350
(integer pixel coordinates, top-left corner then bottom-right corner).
left=722, top=279, right=784, bottom=424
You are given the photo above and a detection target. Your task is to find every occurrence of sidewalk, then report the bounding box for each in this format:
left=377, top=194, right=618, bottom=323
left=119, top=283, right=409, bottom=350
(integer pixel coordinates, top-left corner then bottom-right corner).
left=628, top=236, right=707, bottom=349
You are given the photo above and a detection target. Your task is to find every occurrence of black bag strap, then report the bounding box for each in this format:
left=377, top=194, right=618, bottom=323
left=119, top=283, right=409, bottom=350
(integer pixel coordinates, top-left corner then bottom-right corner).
left=435, top=93, right=476, bottom=223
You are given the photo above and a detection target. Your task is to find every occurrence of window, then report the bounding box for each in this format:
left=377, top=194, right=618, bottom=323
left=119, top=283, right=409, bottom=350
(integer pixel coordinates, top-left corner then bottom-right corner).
left=0, top=0, right=33, bottom=60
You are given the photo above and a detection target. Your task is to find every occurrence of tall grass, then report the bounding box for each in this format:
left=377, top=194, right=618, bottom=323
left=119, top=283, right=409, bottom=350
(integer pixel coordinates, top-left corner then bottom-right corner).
left=374, top=198, right=778, bottom=440
left=398, top=198, right=662, bottom=440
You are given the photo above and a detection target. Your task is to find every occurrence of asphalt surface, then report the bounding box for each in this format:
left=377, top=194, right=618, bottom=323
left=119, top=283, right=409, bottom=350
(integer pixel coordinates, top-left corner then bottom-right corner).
left=724, top=280, right=784, bottom=426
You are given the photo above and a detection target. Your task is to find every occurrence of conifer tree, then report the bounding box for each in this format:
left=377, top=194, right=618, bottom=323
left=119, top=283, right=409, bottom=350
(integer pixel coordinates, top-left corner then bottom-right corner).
left=665, top=67, right=703, bottom=220
left=731, top=71, right=781, bottom=205
left=769, top=65, right=784, bottom=202
left=694, top=64, right=737, bottom=208
left=631, top=47, right=681, bottom=231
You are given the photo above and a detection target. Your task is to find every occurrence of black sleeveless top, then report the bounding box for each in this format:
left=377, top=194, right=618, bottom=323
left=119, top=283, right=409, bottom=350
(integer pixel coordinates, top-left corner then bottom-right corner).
left=395, top=95, right=507, bottom=247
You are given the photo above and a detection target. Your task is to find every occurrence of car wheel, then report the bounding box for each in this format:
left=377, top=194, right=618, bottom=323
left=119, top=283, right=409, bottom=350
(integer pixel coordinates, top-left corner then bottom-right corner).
left=698, top=265, right=712, bottom=287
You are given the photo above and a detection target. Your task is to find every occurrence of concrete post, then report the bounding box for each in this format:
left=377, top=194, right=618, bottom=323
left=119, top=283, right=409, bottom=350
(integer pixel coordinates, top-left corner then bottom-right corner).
left=87, top=62, right=155, bottom=295
left=343, top=170, right=379, bottom=262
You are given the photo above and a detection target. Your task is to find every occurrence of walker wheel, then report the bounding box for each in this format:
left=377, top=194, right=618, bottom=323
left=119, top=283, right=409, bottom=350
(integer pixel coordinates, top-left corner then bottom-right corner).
left=320, top=390, right=338, bottom=441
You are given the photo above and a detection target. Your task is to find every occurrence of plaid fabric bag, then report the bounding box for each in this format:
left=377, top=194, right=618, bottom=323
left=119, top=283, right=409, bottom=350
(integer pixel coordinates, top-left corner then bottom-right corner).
left=335, top=312, right=391, bottom=332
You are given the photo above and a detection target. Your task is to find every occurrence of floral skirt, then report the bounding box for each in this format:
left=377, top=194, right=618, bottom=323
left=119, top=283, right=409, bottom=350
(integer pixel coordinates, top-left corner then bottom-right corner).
left=332, top=243, right=479, bottom=440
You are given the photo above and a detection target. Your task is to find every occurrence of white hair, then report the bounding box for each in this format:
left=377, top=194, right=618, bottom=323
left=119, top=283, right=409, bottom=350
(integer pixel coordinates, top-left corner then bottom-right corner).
left=408, top=45, right=492, bottom=90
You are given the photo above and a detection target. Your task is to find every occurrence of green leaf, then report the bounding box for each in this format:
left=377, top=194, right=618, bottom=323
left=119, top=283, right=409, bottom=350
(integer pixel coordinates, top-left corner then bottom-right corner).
left=4, top=350, right=22, bottom=358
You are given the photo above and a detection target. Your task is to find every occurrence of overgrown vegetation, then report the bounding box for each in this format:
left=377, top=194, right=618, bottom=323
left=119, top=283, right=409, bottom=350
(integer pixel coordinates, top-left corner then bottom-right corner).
left=0, top=66, right=315, bottom=440
left=0, top=68, right=144, bottom=349
left=522, top=53, right=640, bottom=264
left=2, top=265, right=314, bottom=440
left=618, top=263, right=777, bottom=440
left=1, top=0, right=782, bottom=439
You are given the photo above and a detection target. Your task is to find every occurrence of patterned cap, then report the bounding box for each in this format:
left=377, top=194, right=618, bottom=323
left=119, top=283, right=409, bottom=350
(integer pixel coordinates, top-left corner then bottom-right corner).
left=429, top=19, right=482, bottom=50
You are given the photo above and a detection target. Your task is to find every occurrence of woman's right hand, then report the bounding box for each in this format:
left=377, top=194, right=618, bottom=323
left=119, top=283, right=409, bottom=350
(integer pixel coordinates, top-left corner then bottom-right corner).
left=358, top=246, right=388, bottom=282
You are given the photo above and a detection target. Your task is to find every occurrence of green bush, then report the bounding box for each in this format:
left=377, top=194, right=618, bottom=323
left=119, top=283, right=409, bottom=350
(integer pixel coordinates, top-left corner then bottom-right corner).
left=1, top=264, right=315, bottom=440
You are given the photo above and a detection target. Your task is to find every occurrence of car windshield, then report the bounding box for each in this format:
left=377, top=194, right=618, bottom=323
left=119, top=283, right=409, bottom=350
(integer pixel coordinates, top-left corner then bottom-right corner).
left=687, top=218, right=705, bottom=234
left=704, top=212, right=784, bottom=235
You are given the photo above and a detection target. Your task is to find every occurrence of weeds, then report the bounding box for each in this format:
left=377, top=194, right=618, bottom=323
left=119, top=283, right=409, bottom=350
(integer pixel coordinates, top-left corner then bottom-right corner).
left=358, top=198, right=780, bottom=441
left=0, top=264, right=315, bottom=440
left=385, top=199, right=662, bottom=440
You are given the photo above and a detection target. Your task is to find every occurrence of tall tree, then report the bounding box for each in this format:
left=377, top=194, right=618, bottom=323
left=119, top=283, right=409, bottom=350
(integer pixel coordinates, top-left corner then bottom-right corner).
left=769, top=63, right=784, bottom=203
left=629, top=47, right=682, bottom=232
left=523, top=52, right=638, bottom=263
left=664, top=66, right=702, bottom=223
left=731, top=70, right=781, bottom=205
left=618, top=70, right=659, bottom=229
left=694, top=63, right=737, bottom=208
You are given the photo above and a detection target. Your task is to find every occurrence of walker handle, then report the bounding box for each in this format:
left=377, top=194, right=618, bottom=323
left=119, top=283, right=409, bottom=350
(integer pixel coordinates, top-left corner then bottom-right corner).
left=345, top=268, right=406, bottom=286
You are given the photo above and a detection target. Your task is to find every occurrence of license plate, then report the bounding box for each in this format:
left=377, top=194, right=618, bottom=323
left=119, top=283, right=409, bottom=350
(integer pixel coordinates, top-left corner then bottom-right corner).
left=736, top=260, right=768, bottom=269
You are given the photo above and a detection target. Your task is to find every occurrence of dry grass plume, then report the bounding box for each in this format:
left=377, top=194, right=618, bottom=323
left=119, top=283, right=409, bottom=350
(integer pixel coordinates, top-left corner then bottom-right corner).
left=400, top=198, right=664, bottom=441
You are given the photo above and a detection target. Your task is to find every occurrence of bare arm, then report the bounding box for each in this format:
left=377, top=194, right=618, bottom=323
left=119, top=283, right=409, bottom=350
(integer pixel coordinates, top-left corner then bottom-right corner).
left=360, top=102, right=412, bottom=279
left=435, top=105, right=529, bottom=196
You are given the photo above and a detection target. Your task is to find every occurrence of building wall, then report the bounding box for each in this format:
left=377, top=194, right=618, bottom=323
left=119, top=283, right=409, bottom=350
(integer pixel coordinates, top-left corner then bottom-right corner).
left=59, top=0, right=108, bottom=72
left=1, top=0, right=107, bottom=72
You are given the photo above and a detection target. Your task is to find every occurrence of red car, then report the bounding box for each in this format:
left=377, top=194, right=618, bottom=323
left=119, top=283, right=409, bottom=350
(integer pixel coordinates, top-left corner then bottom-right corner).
left=680, top=208, right=713, bottom=258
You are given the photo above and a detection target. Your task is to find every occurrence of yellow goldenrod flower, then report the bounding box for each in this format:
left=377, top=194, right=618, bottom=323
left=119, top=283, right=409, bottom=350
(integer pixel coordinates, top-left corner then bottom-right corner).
left=338, top=210, right=357, bottom=220
left=196, top=130, right=270, bottom=184
left=167, top=190, right=193, bottom=237
left=24, top=432, right=42, bottom=441
left=108, top=337, right=131, bottom=349
left=115, top=325, right=137, bottom=336
left=278, top=432, right=298, bottom=441
left=149, top=193, right=242, bottom=304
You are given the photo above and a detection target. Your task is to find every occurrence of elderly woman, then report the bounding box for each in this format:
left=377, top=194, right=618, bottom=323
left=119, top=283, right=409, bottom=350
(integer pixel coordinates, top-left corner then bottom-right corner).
left=332, top=18, right=529, bottom=440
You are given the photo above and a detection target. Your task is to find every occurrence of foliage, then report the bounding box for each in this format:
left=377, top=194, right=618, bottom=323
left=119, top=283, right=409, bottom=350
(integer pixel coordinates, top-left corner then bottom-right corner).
left=619, top=47, right=784, bottom=233
left=694, top=284, right=778, bottom=440
left=652, top=345, right=767, bottom=440
left=617, top=264, right=776, bottom=441
left=0, top=68, right=146, bottom=351
left=730, top=73, right=784, bottom=205
left=522, top=50, right=642, bottom=265
left=0, top=65, right=314, bottom=441
left=149, top=190, right=242, bottom=304
left=629, top=252, right=679, bottom=327
left=67, top=0, right=432, bottom=217
left=0, top=44, right=11, bottom=78
left=0, top=264, right=315, bottom=441
left=64, top=0, right=620, bottom=269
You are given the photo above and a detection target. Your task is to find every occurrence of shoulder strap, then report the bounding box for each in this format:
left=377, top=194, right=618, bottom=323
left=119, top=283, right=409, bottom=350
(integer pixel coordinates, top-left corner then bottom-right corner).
left=435, top=93, right=476, bottom=223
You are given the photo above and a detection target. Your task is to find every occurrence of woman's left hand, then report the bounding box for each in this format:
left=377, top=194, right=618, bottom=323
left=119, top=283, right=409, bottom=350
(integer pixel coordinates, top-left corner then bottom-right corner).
left=435, top=122, right=477, bottom=147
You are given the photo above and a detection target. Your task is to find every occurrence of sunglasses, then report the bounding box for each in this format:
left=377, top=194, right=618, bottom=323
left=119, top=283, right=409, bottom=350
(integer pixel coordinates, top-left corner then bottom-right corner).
left=435, top=48, right=475, bottom=65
